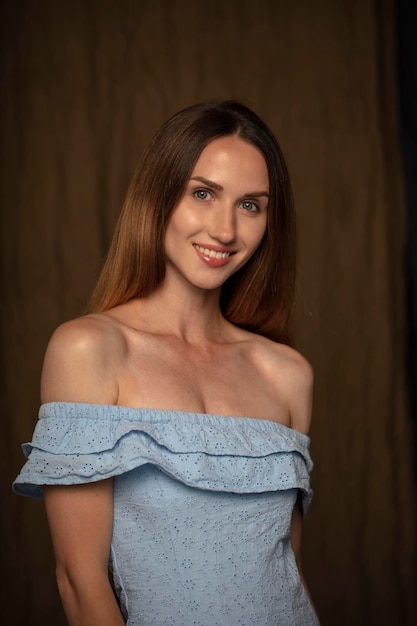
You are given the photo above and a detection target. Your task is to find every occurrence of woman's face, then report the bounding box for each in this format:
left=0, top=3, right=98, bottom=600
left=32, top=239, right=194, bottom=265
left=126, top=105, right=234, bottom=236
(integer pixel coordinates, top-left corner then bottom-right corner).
left=164, top=134, right=269, bottom=292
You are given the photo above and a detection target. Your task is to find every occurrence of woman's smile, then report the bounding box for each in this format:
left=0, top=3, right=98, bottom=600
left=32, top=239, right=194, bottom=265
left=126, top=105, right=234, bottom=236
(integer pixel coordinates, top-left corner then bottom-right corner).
left=192, top=243, right=237, bottom=266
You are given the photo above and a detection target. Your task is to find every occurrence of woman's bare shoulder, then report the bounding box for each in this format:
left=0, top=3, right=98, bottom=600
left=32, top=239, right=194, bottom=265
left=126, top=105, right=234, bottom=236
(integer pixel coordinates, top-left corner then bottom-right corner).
left=271, top=343, right=313, bottom=435
left=239, top=329, right=312, bottom=376
left=248, top=335, right=314, bottom=434
left=267, top=341, right=313, bottom=382
left=41, top=313, right=126, bottom=405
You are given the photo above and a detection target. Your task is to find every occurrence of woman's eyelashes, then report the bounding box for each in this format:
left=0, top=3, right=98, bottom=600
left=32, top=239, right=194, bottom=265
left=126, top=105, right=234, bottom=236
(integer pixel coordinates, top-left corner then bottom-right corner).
left=240, top=200, right=260, bottom=213
left=193, top=188, right=212, bottom=201
left=192, top=188, right=261, bottom=213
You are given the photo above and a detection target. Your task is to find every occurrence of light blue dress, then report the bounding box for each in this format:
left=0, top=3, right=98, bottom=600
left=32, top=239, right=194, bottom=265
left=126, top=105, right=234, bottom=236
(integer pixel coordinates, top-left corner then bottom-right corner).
left=13, top=402, right=319, bottom=625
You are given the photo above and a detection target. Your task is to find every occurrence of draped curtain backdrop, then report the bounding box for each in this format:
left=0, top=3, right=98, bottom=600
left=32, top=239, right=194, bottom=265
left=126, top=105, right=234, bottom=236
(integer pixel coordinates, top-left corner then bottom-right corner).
left=1, top=1, right=415, bottom=624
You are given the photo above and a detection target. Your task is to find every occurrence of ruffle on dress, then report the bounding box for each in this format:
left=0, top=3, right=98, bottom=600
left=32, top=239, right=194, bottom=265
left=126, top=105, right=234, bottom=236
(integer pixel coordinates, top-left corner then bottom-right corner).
left=13, top=402, right=313, bottom=511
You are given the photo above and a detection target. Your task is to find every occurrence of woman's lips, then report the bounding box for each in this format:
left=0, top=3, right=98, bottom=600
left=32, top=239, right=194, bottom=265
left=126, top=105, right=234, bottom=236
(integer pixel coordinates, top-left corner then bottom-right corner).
left=193, top=243, right=236, bottom=267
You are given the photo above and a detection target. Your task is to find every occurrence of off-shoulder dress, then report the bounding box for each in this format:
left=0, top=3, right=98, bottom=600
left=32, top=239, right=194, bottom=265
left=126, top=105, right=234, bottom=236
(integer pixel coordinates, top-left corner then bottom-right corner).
left=14, top=402, right=319, bottom=625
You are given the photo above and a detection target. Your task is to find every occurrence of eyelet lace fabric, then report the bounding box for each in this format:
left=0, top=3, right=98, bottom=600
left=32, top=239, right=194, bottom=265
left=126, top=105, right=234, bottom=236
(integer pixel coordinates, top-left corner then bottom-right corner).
left=14, top=402, right=319, bottom=625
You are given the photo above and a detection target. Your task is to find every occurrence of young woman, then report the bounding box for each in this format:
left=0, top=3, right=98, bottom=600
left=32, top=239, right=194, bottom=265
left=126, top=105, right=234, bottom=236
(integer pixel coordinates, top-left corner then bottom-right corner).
left=14, top=101, right=319, bottom=625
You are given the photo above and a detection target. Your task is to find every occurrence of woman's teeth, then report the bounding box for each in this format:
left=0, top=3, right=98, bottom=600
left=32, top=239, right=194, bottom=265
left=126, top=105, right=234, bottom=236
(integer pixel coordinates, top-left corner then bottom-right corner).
left=194, top=245, right=231, bottom=259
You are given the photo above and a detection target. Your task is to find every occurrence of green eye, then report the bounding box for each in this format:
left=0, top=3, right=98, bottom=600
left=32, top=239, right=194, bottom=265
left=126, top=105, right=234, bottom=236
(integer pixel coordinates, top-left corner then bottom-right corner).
left=241, top=201, right=258, bottom=212
left=194, top=189, right=210, bottom=200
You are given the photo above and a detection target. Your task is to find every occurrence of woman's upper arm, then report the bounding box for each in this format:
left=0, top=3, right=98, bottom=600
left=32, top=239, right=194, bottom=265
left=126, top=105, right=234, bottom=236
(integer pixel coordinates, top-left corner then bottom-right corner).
left=44, top=480, right=114, bottom=577
left=290, top=493, right=304, bottom=566
left=284, top=349, right=314, bottom=435
left=40, top=317, right=120, bottom=573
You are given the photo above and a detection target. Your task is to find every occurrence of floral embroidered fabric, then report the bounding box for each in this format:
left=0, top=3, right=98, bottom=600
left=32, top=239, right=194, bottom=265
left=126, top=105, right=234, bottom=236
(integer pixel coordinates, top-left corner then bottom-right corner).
left=14, top=402, right=319, bottom=625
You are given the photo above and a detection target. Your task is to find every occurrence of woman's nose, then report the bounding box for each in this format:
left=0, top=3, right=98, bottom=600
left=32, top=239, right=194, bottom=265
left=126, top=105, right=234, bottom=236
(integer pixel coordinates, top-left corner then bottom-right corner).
left=208, top=205, right=236, bottom=243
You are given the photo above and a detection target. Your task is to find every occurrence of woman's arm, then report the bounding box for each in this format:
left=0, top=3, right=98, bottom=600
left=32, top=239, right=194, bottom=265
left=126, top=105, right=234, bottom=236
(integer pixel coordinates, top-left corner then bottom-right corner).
left=44, top=481, right=125, bottom=626
left=284, top=349, right=318, bottom=615
left=41, top=316, right=125, bottom=624
left=290, top=494, right=310, bottom=592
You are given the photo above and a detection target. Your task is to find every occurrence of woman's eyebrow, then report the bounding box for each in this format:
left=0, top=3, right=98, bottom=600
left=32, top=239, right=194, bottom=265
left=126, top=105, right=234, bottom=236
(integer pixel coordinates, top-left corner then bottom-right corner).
left=190, top=175, right=269, bottom=198
left=190, top=176, right=223, bottom=190
left=242, top=191, right=270, bottom=198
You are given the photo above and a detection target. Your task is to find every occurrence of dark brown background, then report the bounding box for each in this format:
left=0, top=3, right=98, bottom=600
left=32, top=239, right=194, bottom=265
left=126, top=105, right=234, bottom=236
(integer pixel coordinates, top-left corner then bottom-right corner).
left=1, top=1, right=415, bottom=624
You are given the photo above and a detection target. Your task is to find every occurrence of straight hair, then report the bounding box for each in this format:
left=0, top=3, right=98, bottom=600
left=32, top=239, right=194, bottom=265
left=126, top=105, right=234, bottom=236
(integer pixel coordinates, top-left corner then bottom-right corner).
left=88, top=100, right=296, bottom=343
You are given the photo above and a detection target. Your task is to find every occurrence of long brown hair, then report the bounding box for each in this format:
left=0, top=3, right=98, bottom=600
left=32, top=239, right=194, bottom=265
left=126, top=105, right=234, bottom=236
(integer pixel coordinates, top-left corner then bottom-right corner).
left=88, top=101, right=296, bottom=343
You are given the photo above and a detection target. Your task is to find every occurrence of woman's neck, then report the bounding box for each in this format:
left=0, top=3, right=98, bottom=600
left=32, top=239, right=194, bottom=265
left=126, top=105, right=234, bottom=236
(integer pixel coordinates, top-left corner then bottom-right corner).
left=117, top=278, right=230, bottom=343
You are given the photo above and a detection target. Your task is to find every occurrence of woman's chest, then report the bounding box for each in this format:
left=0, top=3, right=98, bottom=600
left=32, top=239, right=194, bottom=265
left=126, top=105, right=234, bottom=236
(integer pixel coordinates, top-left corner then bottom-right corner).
left=116, top=339, right=290, bottom=423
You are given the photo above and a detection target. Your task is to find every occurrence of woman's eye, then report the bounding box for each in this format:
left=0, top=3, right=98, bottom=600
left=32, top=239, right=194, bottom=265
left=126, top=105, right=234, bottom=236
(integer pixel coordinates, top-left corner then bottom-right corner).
left=194, top=189, right=211, bottom=200
left=241, top=200, right=258, bottom=212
